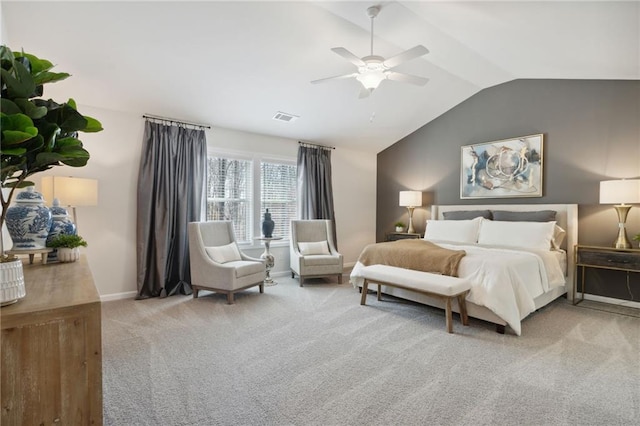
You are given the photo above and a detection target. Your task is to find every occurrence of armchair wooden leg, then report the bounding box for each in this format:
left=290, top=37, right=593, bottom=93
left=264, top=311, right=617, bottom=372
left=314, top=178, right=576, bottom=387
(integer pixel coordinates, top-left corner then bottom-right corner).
left=227, top=293, right=234, bottom=304
left=259, top=284, right=264, bottom=294
left=299, top=277, right=304, bottom=287
left=193, top=288, right=200, bottom=299
left=291, top=270, right=295, bottom=278
left=337, top=274, right=343, bottom=284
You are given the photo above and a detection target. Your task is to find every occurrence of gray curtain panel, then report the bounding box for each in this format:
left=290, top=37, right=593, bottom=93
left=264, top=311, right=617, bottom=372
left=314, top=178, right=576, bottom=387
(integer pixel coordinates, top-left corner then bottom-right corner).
left=136, top=121, right=207, bottom=299
left=296, top=144, right=337, bottom=246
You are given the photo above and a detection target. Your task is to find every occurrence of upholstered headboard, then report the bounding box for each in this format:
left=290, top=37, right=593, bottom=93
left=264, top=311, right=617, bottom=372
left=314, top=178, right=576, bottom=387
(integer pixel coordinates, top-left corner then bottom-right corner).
left=431, top=204, right=578, bottom=299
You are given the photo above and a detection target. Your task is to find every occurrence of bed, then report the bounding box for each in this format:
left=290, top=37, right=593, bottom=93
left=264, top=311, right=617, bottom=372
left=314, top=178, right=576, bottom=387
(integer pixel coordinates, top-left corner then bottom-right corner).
left=350, top=204, right=578, bottom=335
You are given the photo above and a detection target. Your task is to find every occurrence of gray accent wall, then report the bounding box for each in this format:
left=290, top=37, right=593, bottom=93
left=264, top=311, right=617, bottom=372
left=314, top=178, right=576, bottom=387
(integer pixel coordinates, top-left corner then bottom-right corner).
left=377, top=79, right=640, bottom=301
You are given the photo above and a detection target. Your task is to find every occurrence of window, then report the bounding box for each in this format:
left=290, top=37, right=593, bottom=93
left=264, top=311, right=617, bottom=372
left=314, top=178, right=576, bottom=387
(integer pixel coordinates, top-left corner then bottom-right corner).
left=206, top=153, right=296, bottom=243
left=206, top=157, right=252, bottom=242
left=261, top=161, right=297, bottom=239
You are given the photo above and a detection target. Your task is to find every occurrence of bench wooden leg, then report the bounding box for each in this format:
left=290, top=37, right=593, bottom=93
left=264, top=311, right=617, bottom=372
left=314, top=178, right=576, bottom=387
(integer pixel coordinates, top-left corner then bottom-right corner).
left=458, top=291, right=469, bottom=326
left=360, top=280, right=369, bottom=305
left=445, top=297, right=453, bottom=333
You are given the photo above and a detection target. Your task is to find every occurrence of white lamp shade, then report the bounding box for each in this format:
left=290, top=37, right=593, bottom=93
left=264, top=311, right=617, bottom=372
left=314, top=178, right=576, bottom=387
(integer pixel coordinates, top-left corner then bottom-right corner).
left=41, top=176, right=98, bottom=207
left=399, top=191, right=422, bottom=207
left=599, top=179, right=640, bottom=204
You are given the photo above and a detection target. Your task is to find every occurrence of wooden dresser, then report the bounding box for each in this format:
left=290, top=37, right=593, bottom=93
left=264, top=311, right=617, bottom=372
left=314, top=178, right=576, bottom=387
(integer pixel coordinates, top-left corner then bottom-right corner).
left=1, top=256, right=102, bottom=425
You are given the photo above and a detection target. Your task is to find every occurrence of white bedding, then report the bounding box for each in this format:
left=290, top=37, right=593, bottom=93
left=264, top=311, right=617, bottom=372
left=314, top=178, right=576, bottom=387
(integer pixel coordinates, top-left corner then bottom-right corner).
left=350, top=242, right=566, bottom=336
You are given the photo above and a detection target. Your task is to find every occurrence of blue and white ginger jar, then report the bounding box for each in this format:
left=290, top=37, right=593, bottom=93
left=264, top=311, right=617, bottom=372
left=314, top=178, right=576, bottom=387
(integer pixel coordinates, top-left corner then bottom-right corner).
left=47, top=198, right=77, bottom=244
left=6, top=187, right=52, bottom=249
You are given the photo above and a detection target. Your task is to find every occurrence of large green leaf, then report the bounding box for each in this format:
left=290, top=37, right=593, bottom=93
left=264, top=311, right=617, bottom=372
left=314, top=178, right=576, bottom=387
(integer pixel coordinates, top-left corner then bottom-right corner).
left=1, top=130, right=37, bottom=145
left=82, top=116, right=103, bottom=132
left=14, top=99, right=48, bottom=119
left=0, top=113, right=38, bottom=145
left=34, top=151, right=66, bottom=167
left=1, top=147, right=27, bottom=155
left=16, top=53, right=53, bottom=74
left=1, top=61, right=36, bottom=98
left=33, top=71, right=70, bottom=86
left=0, top=99, right=22, bottom=114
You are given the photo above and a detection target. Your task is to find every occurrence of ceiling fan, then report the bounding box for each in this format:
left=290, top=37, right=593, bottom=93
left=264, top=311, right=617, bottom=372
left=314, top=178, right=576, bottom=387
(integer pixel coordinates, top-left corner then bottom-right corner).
left=312, top=5, right=429, bottom=98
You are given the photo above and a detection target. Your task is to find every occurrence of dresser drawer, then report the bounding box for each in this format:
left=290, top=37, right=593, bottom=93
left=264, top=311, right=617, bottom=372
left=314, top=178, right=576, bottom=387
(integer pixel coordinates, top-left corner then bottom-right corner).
left=577, top=249, right=640, bottom=272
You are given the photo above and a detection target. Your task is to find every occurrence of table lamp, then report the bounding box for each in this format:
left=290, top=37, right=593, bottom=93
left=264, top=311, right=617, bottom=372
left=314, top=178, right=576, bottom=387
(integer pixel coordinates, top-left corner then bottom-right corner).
left=599, top=179, right=640, bottom=249
left=399, top=190, right=422, bottom=234
left=41, top=176, right=98, bottom=231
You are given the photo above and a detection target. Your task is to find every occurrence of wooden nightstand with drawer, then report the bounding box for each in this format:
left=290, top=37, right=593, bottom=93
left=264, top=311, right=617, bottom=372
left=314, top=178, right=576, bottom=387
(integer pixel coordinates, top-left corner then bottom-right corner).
left=386, top=232, right=422, bottom=241
left=574, top=245, right=640, bottom=305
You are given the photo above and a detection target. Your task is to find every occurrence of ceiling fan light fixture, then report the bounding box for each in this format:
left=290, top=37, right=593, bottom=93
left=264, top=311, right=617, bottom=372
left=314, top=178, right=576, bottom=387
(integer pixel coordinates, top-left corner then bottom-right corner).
left=356, top=70, right=386, bottom=90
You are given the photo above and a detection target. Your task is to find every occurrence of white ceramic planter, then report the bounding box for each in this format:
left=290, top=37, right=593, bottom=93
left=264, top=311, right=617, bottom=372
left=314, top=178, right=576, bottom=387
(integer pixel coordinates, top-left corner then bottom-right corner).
left=395, top=226, right=404, bottom=232
left=0, top=258, right=26, bottom=306
left=57, top=247, right=80, bottom=263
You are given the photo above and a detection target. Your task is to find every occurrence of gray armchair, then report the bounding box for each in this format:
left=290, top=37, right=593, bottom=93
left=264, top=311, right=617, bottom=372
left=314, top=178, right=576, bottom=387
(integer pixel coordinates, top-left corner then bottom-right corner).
left=188, top=221, right=266, bottom=304
left=290, top=220, right=343, bottom=286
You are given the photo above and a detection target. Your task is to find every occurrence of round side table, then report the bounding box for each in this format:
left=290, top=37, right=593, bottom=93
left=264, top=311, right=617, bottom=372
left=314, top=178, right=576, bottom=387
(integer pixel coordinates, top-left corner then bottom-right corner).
left=255, top=237, right=283, bottom=285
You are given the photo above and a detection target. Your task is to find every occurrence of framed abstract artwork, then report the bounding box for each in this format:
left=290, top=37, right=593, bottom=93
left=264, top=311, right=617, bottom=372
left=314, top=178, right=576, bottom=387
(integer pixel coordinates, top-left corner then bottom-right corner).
left=460, top=134, right=544, bottom=199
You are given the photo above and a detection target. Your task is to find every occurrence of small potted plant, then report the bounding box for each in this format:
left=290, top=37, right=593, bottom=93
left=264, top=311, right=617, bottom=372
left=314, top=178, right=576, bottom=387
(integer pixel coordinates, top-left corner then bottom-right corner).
left=46, top=234, right=87, bottom=263
left=394, top=221, right=406, bottom=232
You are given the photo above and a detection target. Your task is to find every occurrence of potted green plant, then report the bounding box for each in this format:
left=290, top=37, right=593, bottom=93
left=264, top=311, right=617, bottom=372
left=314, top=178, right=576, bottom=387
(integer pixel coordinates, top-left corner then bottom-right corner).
left=46, top=234, right=87, bottom=263
left=394, top=221, right=406, bottom=232
left=1, top=46, right=102, bottom=302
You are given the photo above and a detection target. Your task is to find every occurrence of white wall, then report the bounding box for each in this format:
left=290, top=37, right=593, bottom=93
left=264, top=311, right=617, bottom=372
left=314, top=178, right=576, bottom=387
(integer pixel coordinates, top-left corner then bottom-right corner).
left=32, top=106, right=376, bottom=298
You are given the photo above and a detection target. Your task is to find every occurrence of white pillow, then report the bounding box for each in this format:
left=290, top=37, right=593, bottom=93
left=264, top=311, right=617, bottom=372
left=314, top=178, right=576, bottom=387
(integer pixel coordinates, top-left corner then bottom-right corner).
left=423, top=217, right=482, bottom=244
left=552, top=225, right=567, bottom=249
left=205, top=243, right=242, bottom=263
left=478, top=220, right=556, bottom=250
left=298, top=240, right=330, bottom=255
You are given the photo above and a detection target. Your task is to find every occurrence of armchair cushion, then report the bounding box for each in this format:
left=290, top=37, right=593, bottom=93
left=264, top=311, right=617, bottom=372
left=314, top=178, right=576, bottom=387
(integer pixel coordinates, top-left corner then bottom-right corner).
left=298, top=240, right=330, bottom=255
left=205, top=243, right=242, bottom=264
left=303, top=254, right=341, bottom=266
left=227, top=260, right=266, bottom=278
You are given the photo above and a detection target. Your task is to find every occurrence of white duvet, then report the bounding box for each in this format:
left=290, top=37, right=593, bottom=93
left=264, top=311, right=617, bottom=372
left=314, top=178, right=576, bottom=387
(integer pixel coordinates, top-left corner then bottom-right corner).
left=350, top=241, right=566, bottom=335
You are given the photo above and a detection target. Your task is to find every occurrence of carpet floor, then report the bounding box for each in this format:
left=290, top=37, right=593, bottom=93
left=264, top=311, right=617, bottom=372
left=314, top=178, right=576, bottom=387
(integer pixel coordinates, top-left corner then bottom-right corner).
left=102, top=276, right=640, bottom=426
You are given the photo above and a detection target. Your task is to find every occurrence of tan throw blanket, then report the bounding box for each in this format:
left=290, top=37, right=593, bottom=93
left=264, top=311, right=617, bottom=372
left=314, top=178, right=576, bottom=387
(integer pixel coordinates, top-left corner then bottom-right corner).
left=357, top=240, right=466, bottom=277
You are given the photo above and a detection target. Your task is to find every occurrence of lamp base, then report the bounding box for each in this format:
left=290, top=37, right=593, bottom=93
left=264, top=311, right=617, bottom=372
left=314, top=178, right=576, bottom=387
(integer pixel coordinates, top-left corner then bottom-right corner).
left=406, top=207, right=415, bottom=234
left=613, top=205, right=632, bottom=249
left=613, top=226, right=632, bottom=249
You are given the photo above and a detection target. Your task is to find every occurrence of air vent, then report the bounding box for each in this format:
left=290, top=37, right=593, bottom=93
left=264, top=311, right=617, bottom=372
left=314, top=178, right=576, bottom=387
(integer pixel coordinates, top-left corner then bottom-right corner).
left=273, top=111, right=299, bottom=123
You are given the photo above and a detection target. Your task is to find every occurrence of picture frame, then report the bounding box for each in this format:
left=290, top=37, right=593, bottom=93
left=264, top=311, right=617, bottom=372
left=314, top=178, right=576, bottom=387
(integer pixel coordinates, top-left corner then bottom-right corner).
left=460, top=134, right=543, bottom=199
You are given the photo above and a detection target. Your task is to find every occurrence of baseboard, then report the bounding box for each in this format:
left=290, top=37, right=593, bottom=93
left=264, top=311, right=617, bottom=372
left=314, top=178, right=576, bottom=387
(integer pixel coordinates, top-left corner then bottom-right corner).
left=101, top=291, right=137, bottom=302
left=583, top=294, right=640, bottom=309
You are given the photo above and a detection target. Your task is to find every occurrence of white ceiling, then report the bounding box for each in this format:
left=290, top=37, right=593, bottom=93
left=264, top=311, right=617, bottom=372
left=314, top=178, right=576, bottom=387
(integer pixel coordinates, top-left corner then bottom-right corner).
left=2, top=1, right=639, bottom=153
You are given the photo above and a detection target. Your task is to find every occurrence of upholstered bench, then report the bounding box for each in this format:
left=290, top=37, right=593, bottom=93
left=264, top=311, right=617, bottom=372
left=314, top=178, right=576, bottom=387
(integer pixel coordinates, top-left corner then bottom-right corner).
left=359, top=264, right=472, bottom=333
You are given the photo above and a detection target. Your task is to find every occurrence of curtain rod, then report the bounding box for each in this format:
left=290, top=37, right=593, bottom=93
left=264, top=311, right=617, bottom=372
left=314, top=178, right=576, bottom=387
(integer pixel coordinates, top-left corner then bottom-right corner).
left=143, top=114, right=211, bottom=129
left=298, top=141, right=335, bottom=150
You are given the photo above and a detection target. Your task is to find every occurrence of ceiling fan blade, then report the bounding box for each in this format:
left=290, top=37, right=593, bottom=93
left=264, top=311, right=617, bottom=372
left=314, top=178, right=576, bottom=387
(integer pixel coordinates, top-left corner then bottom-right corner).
left=311, top=73, right=358, bottom=84
left=387, top=72, right=429, bottom=86
left=331, top=47, right=366, bottom=67
left=383, top=45, right=429, bottom=69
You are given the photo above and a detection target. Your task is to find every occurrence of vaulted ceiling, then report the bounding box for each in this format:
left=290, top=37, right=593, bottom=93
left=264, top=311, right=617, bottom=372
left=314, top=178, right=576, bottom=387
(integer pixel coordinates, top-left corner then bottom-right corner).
left=2, top=1, right=638, bottom=153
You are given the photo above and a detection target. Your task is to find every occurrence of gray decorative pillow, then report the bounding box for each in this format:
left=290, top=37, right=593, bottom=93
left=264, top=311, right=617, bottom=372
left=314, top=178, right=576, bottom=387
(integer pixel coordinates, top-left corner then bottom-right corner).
left=443, top=210, right=492, bottom=220
left=491, top=210, right=556, bottom=222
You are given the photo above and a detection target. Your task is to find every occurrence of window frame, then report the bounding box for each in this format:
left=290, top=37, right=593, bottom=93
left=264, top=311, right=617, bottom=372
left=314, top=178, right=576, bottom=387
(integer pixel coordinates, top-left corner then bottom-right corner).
left=207, top=148, right=296, bottom=248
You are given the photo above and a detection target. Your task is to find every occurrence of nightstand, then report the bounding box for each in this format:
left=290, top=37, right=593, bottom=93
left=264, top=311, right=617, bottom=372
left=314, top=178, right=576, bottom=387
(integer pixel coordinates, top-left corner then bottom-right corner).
left=386, top=232, right=422, bottom=241
left=574, top=245, right=640, bottom=305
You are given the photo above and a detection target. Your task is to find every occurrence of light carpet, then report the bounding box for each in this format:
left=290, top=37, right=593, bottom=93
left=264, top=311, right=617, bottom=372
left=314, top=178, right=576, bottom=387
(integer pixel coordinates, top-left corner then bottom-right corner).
left=102, top=276, right=640, bottom=426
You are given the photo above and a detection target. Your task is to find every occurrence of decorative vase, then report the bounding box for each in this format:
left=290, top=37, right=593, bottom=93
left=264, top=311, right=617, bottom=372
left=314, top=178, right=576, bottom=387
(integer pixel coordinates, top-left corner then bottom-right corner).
left=57, top=247, right=80, bottom=263
left=5, top=187, right=52, bottom=250
left=0, top=258, right=26, bottom=306
left=262, top=209, right=275, bottom=238
left=47, top=199, right=77, bottom=262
